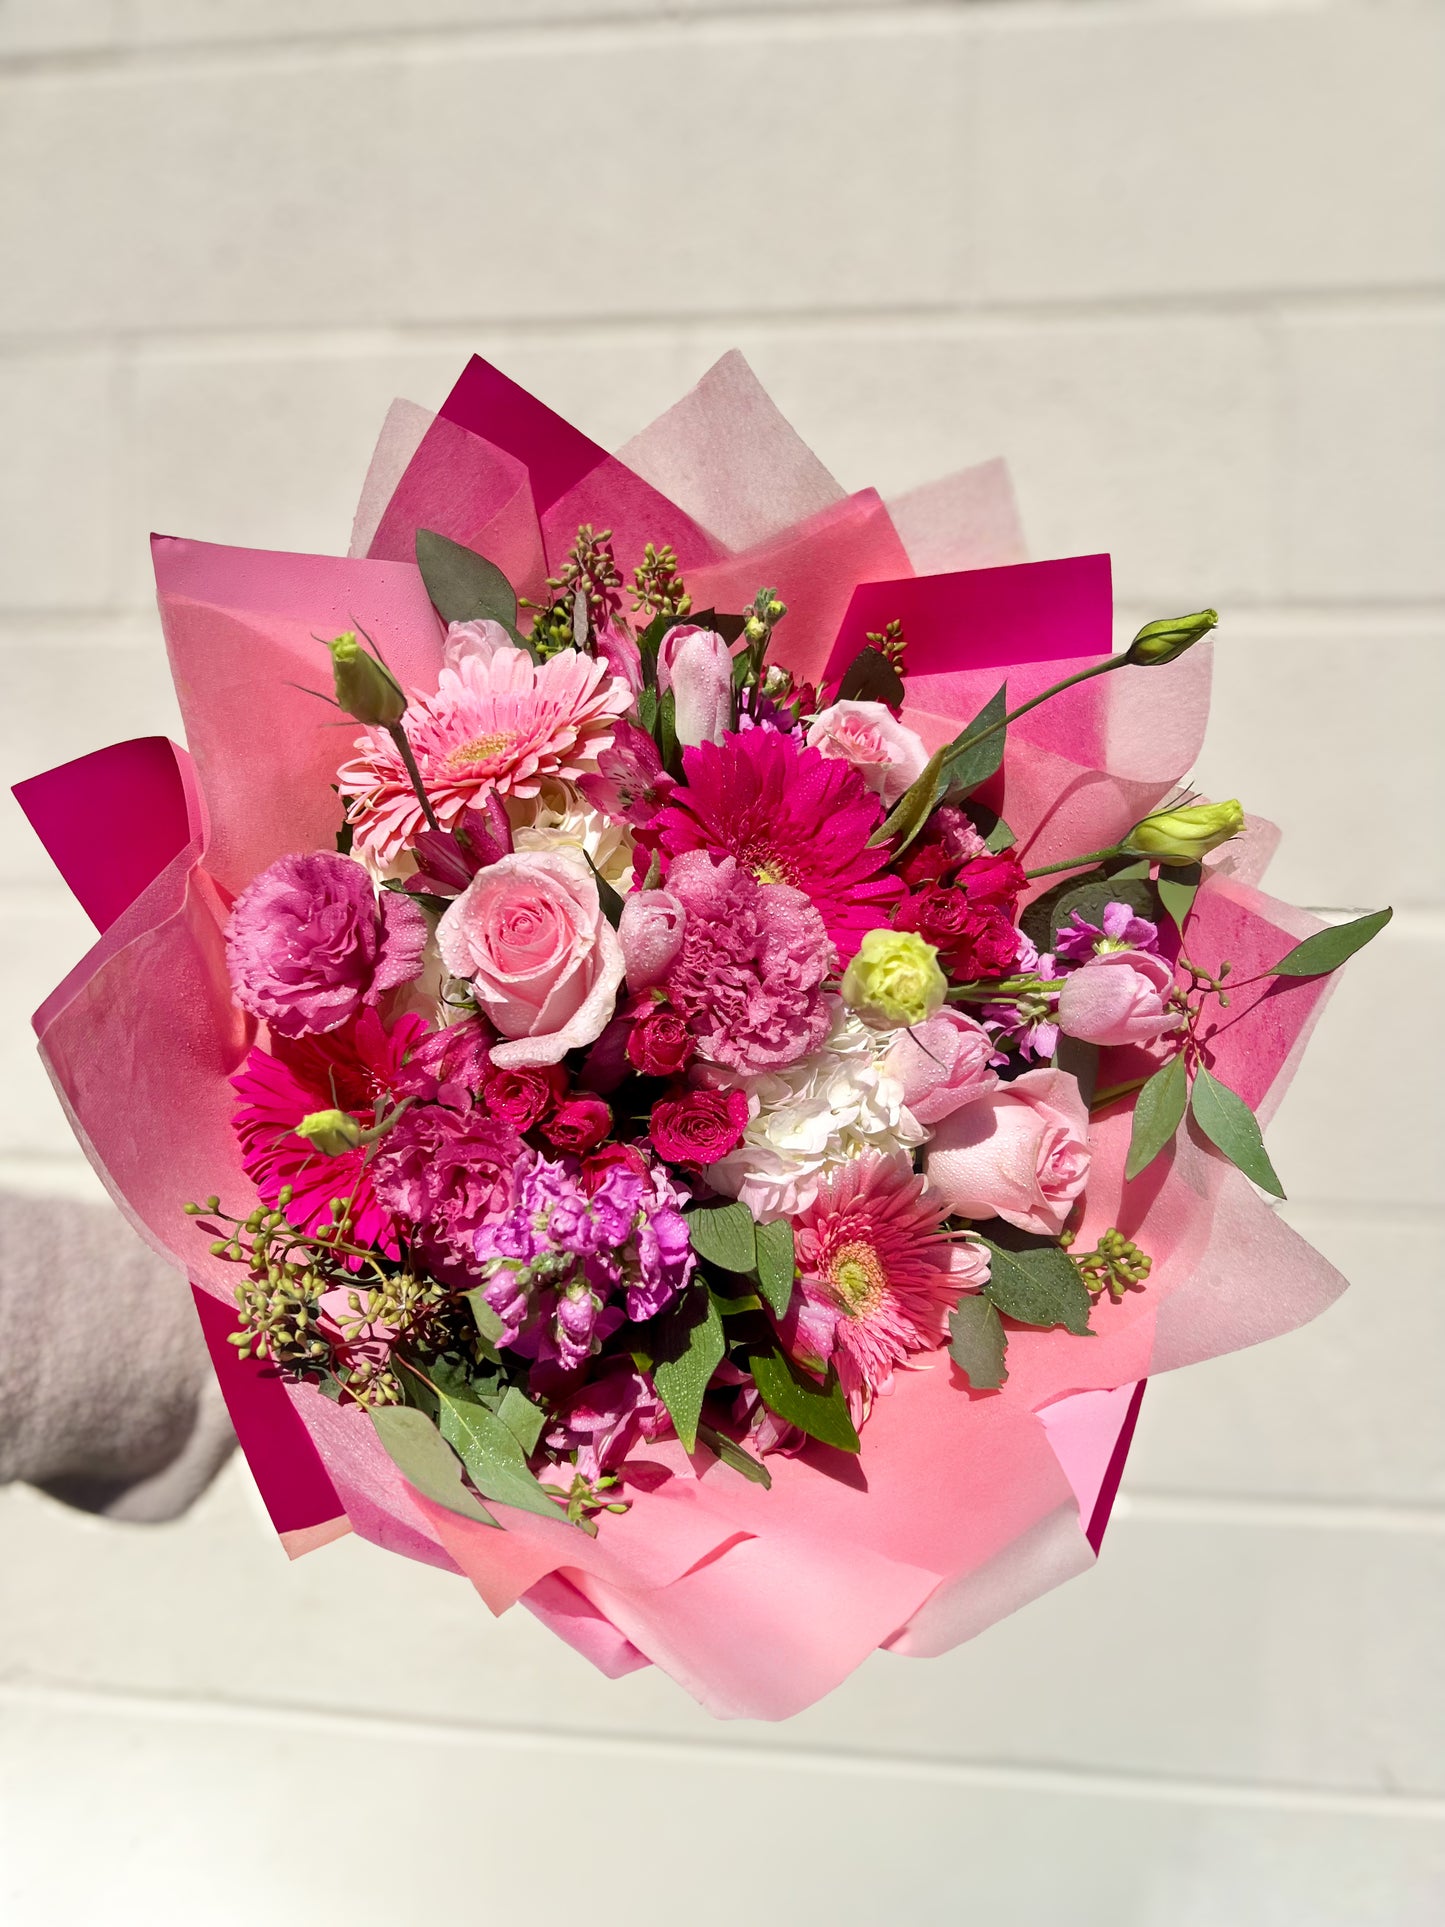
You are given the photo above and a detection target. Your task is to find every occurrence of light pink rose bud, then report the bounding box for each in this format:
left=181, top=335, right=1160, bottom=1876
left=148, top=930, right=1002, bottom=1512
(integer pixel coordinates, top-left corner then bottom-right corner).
left=437, top=849, right=624, bottom=1068
left=443, top=619, right=516, bottom=670
left=1056, top=949, right=1181, bottom=1048
left=926, top=1067, right=1091, bottom=1237
left=618, top=887, right=686, bottom=989
left=805, top=700, right=929, bottom=806
left=884, top=1010, right=1000, bottom=1126
left=657, top=624, right=732, bottom=748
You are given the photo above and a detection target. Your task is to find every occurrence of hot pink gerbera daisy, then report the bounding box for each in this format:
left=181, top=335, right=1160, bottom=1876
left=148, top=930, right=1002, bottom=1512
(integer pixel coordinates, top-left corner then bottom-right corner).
left=650, top=729, right=903, bottom=959
left=789, top=1151, right=985, bottom=1420
left=230, top=1007, right=430, bottom=1255
left=337, top=643, right=632, bottom=869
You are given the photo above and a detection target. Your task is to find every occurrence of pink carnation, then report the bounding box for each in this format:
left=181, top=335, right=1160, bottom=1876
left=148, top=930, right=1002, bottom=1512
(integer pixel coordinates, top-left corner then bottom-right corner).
left=370, top=1103, right=528, bottom=1284
left=225, top=851, right=426, bottom=1038
left=338, top=643, right=632, bottom=869
left=663, top=850, right=833, bottom=1073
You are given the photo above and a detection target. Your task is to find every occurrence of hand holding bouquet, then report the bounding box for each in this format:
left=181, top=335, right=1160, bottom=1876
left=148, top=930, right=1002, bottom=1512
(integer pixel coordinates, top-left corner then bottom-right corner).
left=19, top=353, right=1385, bottom=1716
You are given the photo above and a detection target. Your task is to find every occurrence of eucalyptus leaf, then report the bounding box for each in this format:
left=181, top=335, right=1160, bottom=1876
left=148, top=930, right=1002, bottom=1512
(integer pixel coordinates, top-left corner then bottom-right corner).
left=947, top=1295, right=1009, bottom=1390
left=748, top=1346, right=860, bottom=1452
left=496, top=1386, right=546, bottom=1458
left=658, top=686, right=681, bottom=779
left=637, top=684, right=659, bottom=735
left=462, top=1286, right=506, bottom=1360
left=709, top=1289, right=764, bottom=1318
left=1020, top=870, right=1160, bottom=955
left=982, top=1231, right=1093, bottom=1337
left=754, top=1217, right=796, bottom=1319
left=1054, top=1035, right=1099, bottom=1110
left=940, top=684, right=1008, bottom=800
left=652, top=1287, right=725, bottom=1453
left=837, top=644, right=905, bottom=709
left=869, top=744, right=948, bottom=852
left=582, top=848, right=625, bottom=928
left=1269, top=907, right=1392, bottom=977
left=1156, top=860, right=1202, bottom=934
left=437, top=1389, right=575, bottom=1528
left=415, top=530, right=522, bottom=638
left=370, top=1406, right=499, bottom=1528
left=696, top=1422, right=773, bottom=1489
left=1125, top=1050, right=1189, bottom=1182
left=1190, top=1066, right=1285, bottom=1198
left=685, top=1200, right=757, bottom=1274
left=983, top=814, right=1016, bottom=855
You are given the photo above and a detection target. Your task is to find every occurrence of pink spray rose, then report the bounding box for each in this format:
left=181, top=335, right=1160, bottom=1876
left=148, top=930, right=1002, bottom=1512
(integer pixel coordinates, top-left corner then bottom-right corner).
left=1056, top=949, right=1181, bottom=1048
left=541, top=1093, right=614, bottom=1154
left=657, top=624, right=733, bottom=749
left=437, top=849, right=625, bottom=1068
left=225, top=850, right=427, bottom=1039
left=627, top=1008, right=696, bottom=1078
left=925, top=1067, right=1091, bottom=1236
left=482, top=1062, right=566, bottom=1131
left=649, top=1086, right=751, bottom=1167
left=618, top=887, right=687, bottom=989
left=884, top=1010, right=1000, bottom=1126
left=805, top=700, right=929, bottom=806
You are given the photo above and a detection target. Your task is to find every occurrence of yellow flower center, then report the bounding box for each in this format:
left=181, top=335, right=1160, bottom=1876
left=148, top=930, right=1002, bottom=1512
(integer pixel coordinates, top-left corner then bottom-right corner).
left=827, top=1240, right=886, bottom=1319
left=447, top=731, right=512, bottom=769
left=737, top=836, right=797, bottom=888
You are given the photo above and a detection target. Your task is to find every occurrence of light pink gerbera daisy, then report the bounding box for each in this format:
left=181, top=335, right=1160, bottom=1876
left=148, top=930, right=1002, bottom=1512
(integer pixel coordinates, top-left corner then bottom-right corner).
left=337, top=643, right=632, bottom=869
left=789, top=1151, right=986, bottom=1421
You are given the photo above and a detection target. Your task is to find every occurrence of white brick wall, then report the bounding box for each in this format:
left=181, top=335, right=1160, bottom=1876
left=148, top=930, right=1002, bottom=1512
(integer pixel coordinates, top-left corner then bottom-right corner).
left=1, top=3, right=1440, bottom=1921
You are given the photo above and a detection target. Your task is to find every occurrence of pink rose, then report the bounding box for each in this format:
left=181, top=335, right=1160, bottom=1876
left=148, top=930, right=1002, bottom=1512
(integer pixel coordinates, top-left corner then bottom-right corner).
left=627, top=1008, right=695, bottom=1078
left=657, top=624, right=732, bottom=749
left=618, top=887, right=687, bottom=989
left=804, top=700, right=929, bottom=805
left=884, top=1010, right=1000, bottom=1126
left=925, top=1067, right=1091, bottom=1236
left=482, top=1063, right=566, bottom=1131
left=443, top=619, right=516, bottom=670
left=1056, top=948, right=1181, bottom=1048
left=437, top=849, right=625, bottom=1068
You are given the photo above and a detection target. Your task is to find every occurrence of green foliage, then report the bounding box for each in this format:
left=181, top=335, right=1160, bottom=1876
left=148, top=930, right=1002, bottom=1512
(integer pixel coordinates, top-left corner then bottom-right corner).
left=652, top=1287, right=726, bottom=1453
left=496, top=1386, right=546, bottom=1458
left=696, top=1422, right=773, bottom=1489
left=981, top=1229, right=1094, bottom=1336
left=754, top=1218, right=797, bottom=1319
left=947, top=1295, right=1009, bottom=1390
left=370, top=1406, right=499, bottom=1528
left=747, top=1345, right=860, bottom=1452
left=437, top=1387, right=578, bottom=1528
left=415, top=530, right=526, bottom=645
left=684, top=1200, right=757, bottom=1274
left=869, top=744, right=948, bottom=853
left=983, top=814, right=1016, bottom=855
left=1190, top=1066, right=1285, bottom=1198
left=1125, top=1051, right=1189, bottom=1182
left=939, top=684, right=1008, bottom=800
left=582, top=849, right=625, bottom=928
left=1156, top=860, right=1202, bottom=934
left=1269, top=907, right=1392, bottom=977
left=837, top=643, right=905, bottom=709
left=1020, top=868, right=1159, bottom=955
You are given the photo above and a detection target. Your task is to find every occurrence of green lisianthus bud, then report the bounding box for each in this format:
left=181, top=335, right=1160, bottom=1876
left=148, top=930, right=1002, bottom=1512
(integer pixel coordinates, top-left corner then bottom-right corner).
left=295, top=1108, right=365, bottom=1157
left=764, top=598, right=787, bottom=624
left=328, top=632, right=406, bottom=727
left=841, top=928, right=948, bottom=1028
left=1126, top=609, right=1218, bottom=667
left=1124, top=798, right=1245, bottom=864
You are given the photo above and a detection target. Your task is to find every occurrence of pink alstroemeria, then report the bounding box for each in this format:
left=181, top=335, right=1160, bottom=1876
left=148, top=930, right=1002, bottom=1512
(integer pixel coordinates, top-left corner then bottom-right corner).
left=578, top=718, right=676, bottom=827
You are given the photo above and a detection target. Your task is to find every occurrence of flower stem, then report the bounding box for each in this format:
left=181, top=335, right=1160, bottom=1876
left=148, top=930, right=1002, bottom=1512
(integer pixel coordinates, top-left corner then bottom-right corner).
left=946, top=655, right=1127, bottom=766
left=1022, top=845, right=1124, bottom=881
left=386, top=722, right=442, bottom=835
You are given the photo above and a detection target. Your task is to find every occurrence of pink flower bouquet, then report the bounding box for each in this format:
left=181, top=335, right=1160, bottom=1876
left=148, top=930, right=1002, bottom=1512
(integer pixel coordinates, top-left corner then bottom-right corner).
left=17, top=353, right=1388, bottom=1719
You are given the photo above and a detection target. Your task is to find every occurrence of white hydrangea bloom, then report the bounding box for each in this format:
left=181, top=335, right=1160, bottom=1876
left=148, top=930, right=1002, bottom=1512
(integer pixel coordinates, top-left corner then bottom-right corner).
left=507, top=779, right=635, bottom=891
left=703, top=999, right=926, bottom=1221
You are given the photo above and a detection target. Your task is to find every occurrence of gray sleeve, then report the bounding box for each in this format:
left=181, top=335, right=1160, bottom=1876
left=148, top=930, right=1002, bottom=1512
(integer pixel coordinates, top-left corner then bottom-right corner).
left=0, top=1190, right=235, bottom=1523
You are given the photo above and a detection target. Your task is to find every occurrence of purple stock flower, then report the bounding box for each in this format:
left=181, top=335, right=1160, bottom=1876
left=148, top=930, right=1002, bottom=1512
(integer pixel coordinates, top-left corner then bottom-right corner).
left=1055, top=899, right=1162, bottom=962
left=984, top=931, right=1062, bottom=1062
left=225, top=850, right=427, bottom=1038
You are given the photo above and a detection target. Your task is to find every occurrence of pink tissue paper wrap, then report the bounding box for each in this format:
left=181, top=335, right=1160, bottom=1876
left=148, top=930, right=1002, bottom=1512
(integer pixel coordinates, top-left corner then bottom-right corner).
left=19, top=352, right=1348, bottom=1719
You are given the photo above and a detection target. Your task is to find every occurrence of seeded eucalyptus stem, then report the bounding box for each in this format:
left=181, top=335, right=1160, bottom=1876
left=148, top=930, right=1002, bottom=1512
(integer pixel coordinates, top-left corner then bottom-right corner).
left=386, top=722, right=442, bottom=835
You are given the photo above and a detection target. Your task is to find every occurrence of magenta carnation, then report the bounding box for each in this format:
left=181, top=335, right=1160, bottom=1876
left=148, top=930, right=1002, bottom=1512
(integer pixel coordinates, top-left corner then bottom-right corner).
left=370, top=1102, right=528, bottom=1284
left=651, top=729, right=903, bottom=959
left=230, top=1008, right=428, bottom=1254
left=225, top=851, right=427, bottom=1038
left=663, top=850, right=833, bottom=1073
